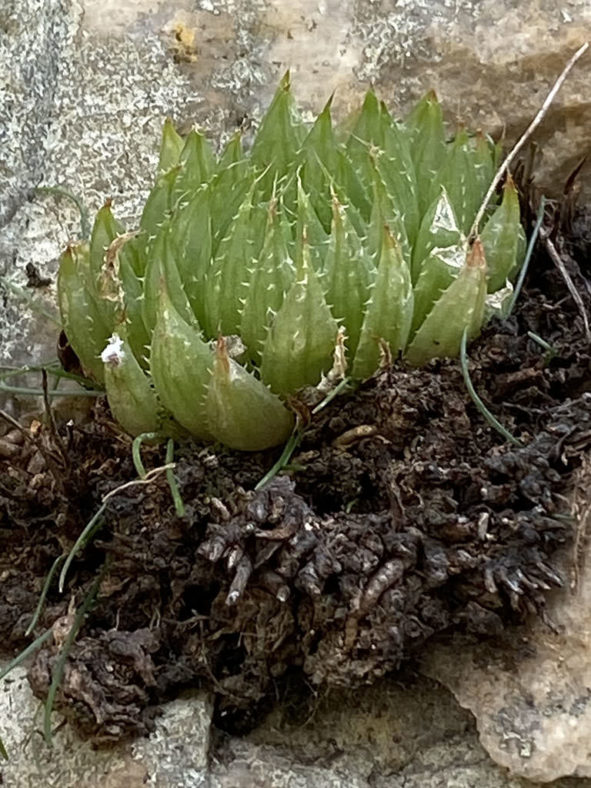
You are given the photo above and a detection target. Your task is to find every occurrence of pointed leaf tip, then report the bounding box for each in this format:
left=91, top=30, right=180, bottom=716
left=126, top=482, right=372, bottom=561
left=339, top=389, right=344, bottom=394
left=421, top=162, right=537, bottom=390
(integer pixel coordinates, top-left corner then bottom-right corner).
left=207, top=337, right=294, bottom=451
left=215, top=335, right=231, bottom=376
left=467, top=237, right=487, bottom=270
left=103, top=332, right=161, bottom=436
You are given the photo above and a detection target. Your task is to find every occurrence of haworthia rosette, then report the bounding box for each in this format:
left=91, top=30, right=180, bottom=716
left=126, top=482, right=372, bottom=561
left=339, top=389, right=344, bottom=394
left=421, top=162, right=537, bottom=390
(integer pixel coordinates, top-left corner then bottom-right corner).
left=57, top=78, right=525, bottom=451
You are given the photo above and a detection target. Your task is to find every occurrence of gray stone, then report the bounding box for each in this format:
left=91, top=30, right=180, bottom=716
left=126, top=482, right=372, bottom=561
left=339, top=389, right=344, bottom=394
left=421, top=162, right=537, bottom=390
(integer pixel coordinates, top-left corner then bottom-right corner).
left=0, top=0, right=80, bottom=228
left=208, top=677, right=530, bottom=788
left=347, top=0, right=591, bottom=202
left=263, top=0, right=591, bottom=202
left=131, top=691, right=213, bottom=787
left=0, top=663, right=143, bottom=787
left=0, top=664, right=212, bottom=787
left=0, top=0, right=210, bottom=371
left=0, top=663, right=584, bottom=787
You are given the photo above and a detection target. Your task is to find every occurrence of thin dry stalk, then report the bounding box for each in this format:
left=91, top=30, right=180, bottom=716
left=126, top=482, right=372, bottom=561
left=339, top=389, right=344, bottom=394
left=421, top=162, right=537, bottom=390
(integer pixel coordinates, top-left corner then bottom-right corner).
left=101, top=464, right=175, bottom=503
left=542, top=229, right=591, bottom=344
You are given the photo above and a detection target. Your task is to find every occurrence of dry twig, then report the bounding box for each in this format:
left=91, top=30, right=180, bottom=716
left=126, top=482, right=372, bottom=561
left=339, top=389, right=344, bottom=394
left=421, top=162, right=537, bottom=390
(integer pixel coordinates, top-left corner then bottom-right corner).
left=542, top=229, right=591, bottom=344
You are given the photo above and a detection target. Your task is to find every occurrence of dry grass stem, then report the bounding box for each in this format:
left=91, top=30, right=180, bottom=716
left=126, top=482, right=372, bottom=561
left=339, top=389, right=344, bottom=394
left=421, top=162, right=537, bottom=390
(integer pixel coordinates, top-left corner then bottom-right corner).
left=542, top=230, right=591, bottom=344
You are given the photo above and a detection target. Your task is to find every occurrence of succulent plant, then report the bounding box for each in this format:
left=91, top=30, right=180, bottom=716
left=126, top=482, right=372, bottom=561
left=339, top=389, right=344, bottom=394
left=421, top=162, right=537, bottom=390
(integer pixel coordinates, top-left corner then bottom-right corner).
left=57, top=74, right=525, bottom=451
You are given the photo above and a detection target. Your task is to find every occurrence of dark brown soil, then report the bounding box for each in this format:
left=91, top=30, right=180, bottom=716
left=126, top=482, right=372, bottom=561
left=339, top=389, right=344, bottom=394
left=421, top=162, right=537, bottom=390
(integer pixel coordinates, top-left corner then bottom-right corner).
left=1, top=203, right=590, bottom=742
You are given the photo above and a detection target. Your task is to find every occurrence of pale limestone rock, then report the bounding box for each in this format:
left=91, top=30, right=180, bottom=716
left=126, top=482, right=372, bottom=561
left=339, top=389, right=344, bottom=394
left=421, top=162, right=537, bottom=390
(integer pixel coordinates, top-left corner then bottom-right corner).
left=422, top=462, right=591, bottom=782
left=266, top=0, right=591, bottom=200
left=208, top=677, right=528, bottom=788
left=0, top=662, right=528, bottom=787
left=0, top=664, right=142, bottom=787
left=0, top=664, right=212, bottom=787
left=131, top=691, right=213, bottom=786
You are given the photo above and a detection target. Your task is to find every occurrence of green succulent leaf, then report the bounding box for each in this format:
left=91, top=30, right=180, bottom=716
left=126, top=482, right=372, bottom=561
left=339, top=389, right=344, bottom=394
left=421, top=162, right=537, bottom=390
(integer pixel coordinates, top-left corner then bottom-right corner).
left=140, top=167, right=180, bottom=235
left=298, top=97, right=338, bottom=231
left=151, top=286, right=213, bottom=439
left=57, top=78, right=525, bottom=453
left=58, top=243, right=111, bottom=383
left=88, top=202, right=150, bottom=364
left=102, top=331, right=161, bottom=435
left=250, top=71, right=305, bottom=197
left=143, top=222, right=194, bottom=334
left=296, top=96, right=371, bottom=234
left=412, top=187, right=463, bottom=282
left=345, top=92, right=401, bottom=221
left=430, top=128, right=486, bottom=235
left=87, top=201, right=134, bottom=340
left=367, top=160, right=410, bottom=268
left=119, top=232, right=146, bottom=277
left=173, top=129, right=216, bottom=199
left=323, top=195, right=374, bottom=359
left=117, top=242, right=150, bottom=365
left=485, top=281, right=514, bottom=321
left=205, top=186, right=267, bottom=336
left=206, top=337, right=294, bottom=451
left=261, top=238, right=339, bottom=395
left=345, top=90, right=386, bottom=154
left=406, top=239, right=487, bottom=366
left=89, top=200, right=124, bottom=283
left=170, top=185, right=212, bottom=327
left=352, top=225, right=413, bottom=379
left=209, top=162, right=254, bottom=249
left=406, top=90, right=447, bottom=215
left=334, top=151, right=372, bottom=225
left=480, top=175, right=523, bottom=292
left=240, top=198, right=295, bottom=364
left=473, top=131, right=497, bottom=202
left=375, top=102, right=420, bottom=244
left=217, top=131, right=244, bottom=171
left=158, top=118, right=185, bottom=172
left=411, top=243, right=465, bottom=335
left=295, top=178, right=329, bottom=273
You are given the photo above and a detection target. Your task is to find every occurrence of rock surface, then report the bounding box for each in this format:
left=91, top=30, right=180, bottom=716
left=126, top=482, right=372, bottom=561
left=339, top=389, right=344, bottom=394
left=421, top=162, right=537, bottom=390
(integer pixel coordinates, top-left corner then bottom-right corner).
left=1, top=0, right=590, bottom=785
left=1, top=663, right=572, bottom=788
left=0, top=665, right=212, bottom=787
left=422, top=463, right=591, bottom=783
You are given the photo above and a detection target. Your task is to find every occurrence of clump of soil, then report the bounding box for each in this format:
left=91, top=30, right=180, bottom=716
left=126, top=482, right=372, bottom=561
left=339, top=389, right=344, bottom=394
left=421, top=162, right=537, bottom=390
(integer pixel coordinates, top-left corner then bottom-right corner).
left=1, top=204, right=590, bottom=742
